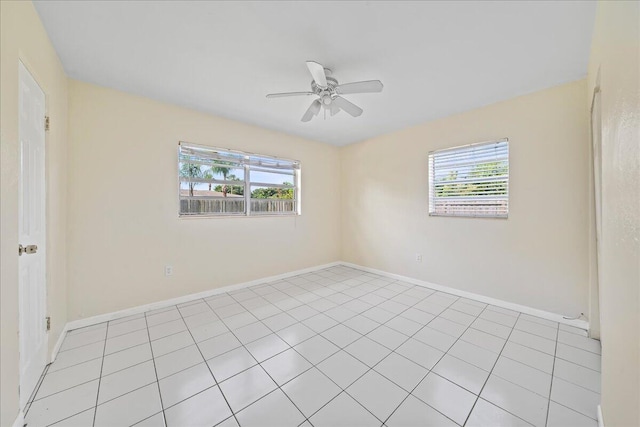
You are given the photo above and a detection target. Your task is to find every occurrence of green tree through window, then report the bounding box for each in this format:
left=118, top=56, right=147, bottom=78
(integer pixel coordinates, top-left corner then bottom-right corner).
left=251, top=182, right=294, bottom=199
left=435, top=161, right=507, bottom=197
left=179, top=162, right=203, bottom=196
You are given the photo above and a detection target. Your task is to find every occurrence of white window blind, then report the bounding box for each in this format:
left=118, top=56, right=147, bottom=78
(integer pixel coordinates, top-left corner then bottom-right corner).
left=428, top=139, right=509, bottom=218
left=178, top=142, right=300, bottom=217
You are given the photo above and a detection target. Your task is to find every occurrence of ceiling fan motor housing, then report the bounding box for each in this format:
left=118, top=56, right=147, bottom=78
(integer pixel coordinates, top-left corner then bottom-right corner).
left=312, top=75, right=338, bottom=106
left=312, top=75, right=338, bottom=93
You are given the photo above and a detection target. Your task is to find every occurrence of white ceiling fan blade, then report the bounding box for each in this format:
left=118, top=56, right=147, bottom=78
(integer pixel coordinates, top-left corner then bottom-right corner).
left=332, top=96, right=363, bottom=117
left=306, top=61, right=328, bottom=88
left=266, top=92, right=314, bottom=98
left=336, top=80, right=384, bottom=95
left=301, top=99, right=321, bottom=122
left=329, top=103, right=340, bottom=116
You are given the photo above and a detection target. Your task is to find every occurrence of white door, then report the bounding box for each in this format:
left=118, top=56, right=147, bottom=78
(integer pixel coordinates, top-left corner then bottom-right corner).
left=18, top=61, right=48, bottom=409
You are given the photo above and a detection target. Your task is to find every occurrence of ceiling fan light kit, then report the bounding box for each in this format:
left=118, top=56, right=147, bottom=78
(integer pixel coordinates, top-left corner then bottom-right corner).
left=266, top=60, right=384, bottom=122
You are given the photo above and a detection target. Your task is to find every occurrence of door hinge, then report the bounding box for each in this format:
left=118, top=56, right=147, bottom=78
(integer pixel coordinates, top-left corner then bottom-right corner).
left=46, top=316, right=51, bottom=331
left=44, top=116, right=50, bottom=131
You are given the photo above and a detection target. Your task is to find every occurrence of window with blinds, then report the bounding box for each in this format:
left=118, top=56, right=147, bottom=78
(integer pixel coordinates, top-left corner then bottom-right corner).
left=178, top=142, right=300, bottom=217
left=428, top=139, right=509, bottom=218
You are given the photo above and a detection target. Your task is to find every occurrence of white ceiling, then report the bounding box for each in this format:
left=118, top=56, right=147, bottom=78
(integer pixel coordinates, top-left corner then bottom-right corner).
left=34, top=1, right=596, bottom=146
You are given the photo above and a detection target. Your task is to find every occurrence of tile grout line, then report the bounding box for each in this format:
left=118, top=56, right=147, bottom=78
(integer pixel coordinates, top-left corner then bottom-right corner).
left=210, top=312, right=313, bottom=423
left=264, top=275, right=458, bottom=425
left=32, top=347, right=160, bottom=405
left=545, top=322, right=561, bottom=427
left=344, top=302, right=465, bottom=425
left=470, top=324, right=582, bottom=402
left=372, top=293, right=518, bottom=424
left=174, top=302, right=242, bottom=427
left=130, top=411, right=165, bottom=426
left=494, top=324, right=600, bottom=359
left=220, top=289, right=323, bottom=425
left=545, top=371, right=601, bottom=395
left=204, top=296, right=313, bottom=426
left=142, top=310, right=168, bottom=427
left=91, top=319, right=110, bottom=426
left=384, top=303, right=498, bottom=426
left=219, top=273, right=395, bottom=417
left=49, top=349, right=112, bottom=371
left=220, top=269, right=410, bottom=425
left=554, top=339, right=602, bottom=356
left=23, top=362, right=50, bottom=417
left=56, top=336, right=108, bottom=354
left=461, top=311, right=523, bottom=427
left=498, top=346, right=557, bottom=375
left=32, top=379, right=96, bottom=408
left=366, top=298, right=468, bottom=426
left=548, top=400, right=600, bottom=422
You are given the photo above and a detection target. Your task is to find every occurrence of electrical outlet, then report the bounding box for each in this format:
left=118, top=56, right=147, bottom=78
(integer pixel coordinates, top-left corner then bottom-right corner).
left=415, top=253, right=423, bottom=262
left=165, top=265, right=173, bottom=276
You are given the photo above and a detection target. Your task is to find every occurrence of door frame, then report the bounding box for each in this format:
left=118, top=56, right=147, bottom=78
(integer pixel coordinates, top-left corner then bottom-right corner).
left=588, top=80, right=603, bottom=340
left=17, top=57, right=49, bottom=409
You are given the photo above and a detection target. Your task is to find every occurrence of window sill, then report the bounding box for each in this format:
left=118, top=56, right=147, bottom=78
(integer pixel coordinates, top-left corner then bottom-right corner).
left=178, top=213, right=301, bottom=219
left=428, top=213, right=508, bottom=219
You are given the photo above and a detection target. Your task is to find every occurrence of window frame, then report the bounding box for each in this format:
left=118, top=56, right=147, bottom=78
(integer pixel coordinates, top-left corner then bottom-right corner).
left=428, top=138, right=509, bottom=219
left=178, top=142, right=301, bottom=218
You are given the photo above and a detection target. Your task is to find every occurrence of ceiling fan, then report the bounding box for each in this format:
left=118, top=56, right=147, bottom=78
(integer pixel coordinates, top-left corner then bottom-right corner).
left=266, top=61, right=384, bottom=122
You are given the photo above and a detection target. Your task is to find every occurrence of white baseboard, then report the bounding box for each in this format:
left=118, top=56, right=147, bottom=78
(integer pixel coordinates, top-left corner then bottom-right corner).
left=60, top=261, right=342, bottom=341
left=340, top=261, right=590, bottom=330
left=50, top=324, right=69, bottom=363
left=597, top=405, right=604, bottom=427
left=12, top=411, right=24, bottom=427
left=52, top=259, right=589, bottom=360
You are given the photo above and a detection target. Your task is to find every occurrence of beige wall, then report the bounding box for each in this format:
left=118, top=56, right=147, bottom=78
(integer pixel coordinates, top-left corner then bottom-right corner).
left=5, top=2, right=636, bottom=425
left=0, top=1, right=69, bottom=425
left=66, top=80, right=341, bottom=320
left=341, top=80, right=589, bottom=317
left=587, top=1, right=640, bottom=426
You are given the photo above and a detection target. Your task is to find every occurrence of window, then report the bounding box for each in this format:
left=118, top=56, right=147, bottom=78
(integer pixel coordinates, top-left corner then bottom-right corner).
left=428, top=139, right=509, bottom=218
left=178, top=142, right=300, bottom=217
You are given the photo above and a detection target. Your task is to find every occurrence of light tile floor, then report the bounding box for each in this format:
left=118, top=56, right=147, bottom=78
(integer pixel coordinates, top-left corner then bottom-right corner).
left=25, top=266, right=601, bottom=427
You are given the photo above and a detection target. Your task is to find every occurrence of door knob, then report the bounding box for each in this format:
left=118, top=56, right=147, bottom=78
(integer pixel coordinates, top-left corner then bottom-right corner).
left=18, top=244, right=38, bottom=256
